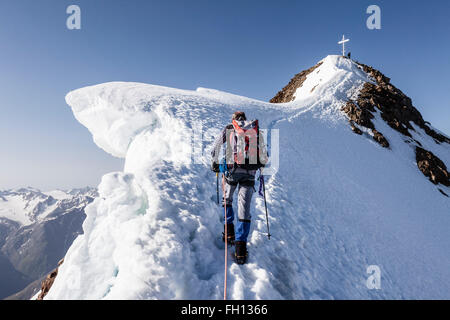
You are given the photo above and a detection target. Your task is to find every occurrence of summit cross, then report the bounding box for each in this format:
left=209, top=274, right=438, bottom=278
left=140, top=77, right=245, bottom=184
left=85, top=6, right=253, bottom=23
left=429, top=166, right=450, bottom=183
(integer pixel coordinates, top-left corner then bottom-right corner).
left=338, top=35, right=350, bottom=56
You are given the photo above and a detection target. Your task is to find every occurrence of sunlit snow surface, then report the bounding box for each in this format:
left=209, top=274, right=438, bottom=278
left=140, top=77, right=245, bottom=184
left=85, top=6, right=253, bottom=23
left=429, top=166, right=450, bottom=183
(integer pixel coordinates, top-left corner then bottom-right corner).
left=45, top=56, right=450, bottom=299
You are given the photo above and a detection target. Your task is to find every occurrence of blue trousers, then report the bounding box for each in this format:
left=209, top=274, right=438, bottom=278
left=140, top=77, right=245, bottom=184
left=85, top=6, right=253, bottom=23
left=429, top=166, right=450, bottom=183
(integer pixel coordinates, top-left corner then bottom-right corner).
left=222, top=169, right=255, bottom=242
left=224, top=206, right=251, bottom=242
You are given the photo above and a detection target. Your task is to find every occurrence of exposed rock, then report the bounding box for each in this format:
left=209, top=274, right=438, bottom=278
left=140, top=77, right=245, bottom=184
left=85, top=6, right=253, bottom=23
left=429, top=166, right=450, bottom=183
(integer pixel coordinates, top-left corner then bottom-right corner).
left=372, top=129, right=390, bottom=148
left=416, top=147, right=450, bottom=187
left=354, top=62, right=450, bottom=191
left=341, top=101, right=375, bottom=129
left=270, top=62, right=323, bottom=103
left=356, top=62, right=450, bottom=144
left=37, top=258, right=64, bottom=300
left=341, top=101, right=389, bottom=148
left=349, top=121, right=362, bottom=135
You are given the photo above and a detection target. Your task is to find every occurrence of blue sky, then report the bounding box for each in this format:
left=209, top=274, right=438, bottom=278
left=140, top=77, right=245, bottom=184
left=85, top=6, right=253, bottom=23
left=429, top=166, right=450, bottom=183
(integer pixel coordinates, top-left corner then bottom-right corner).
left=1, top=0, right=449, bottom=190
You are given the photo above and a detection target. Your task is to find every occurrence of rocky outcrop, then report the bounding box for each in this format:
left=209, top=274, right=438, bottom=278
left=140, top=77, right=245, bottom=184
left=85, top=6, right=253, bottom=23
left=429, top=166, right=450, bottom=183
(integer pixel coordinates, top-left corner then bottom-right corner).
left=416, top=147, right=450, bottom=187
left=355, top=62, right=450, bottom=145
left=37, top=259, right=64, bottom=300
left=340, top=61, right=450, bottom=152
left=341, top=100, right=390, bottom=148
left=339, top=62, right=449, bottom=193
left=341, top=62, right=424, bottom=149
left=352, top=63, right=450, bottom=192
left=270, top=62, right=323, bottom=103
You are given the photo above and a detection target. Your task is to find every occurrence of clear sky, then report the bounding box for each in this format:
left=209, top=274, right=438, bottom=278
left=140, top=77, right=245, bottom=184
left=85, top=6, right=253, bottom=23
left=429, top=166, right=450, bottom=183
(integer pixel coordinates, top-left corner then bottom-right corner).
left=1, top=0, right=449, bottom=190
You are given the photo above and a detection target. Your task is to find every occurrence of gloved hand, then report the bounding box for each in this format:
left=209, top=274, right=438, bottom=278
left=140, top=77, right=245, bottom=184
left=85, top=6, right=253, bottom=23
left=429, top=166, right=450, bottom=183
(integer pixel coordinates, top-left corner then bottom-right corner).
left=211, top=162, right=220, bottom=172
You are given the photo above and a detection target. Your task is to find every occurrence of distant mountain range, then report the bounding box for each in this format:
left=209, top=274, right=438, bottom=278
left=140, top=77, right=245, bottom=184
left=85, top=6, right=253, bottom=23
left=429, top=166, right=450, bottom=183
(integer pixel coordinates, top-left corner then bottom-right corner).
left=0, top=187, right=96, bottom=299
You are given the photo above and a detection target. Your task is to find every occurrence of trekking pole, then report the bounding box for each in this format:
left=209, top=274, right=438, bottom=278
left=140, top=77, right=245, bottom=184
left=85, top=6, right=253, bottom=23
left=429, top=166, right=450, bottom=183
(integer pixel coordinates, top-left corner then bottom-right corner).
left=222, top=173, right=228, bottom=300
left=216, top=172, right=219, bottom=204
left=219, top=158, right=229, bottom=300
left=259, top=171, right=271, bottom=240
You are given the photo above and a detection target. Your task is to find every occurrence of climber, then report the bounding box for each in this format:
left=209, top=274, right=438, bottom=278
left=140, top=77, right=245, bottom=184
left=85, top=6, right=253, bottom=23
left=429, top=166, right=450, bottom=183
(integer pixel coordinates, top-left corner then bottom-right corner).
left=211, top=111, right=268, bottom=264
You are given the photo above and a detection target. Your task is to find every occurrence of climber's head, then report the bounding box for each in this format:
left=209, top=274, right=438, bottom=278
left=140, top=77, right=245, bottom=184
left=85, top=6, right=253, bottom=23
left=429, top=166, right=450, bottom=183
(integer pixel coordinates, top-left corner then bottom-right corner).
left=232, top=111, right=246, bottom=121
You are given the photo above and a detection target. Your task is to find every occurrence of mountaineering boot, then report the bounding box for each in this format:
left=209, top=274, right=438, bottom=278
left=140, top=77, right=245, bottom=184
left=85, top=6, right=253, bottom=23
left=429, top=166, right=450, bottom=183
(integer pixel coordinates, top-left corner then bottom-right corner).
left=234, top=241, right=248, bottom=265
left=222, top=224, right=235, bottom=245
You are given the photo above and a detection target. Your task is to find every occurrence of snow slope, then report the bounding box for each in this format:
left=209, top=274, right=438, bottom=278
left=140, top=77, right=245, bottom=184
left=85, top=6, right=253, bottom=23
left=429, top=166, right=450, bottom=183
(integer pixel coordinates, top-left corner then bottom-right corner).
left=46, top=55, right=450, bottom=299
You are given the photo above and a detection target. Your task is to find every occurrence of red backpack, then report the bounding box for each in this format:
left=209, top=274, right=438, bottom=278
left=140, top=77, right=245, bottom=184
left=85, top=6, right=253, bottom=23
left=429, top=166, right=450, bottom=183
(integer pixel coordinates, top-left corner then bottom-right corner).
left=226, top=119, right=267, bottom=170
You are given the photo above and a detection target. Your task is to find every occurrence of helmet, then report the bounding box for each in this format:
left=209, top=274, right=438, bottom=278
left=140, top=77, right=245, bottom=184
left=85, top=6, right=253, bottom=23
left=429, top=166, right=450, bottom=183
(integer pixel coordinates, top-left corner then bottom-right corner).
left=232, top=111, right=246, bottom=121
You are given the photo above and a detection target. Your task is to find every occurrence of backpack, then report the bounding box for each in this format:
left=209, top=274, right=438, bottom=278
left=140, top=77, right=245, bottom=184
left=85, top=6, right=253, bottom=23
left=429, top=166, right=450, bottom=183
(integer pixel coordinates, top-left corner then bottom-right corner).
left=226, top=119, right=268, bottom=170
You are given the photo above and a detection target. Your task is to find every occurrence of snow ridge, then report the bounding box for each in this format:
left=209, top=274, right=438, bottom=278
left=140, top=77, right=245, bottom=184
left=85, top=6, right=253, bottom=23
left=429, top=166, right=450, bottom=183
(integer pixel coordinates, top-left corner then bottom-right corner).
left=46, top=56, right=450, bottom=300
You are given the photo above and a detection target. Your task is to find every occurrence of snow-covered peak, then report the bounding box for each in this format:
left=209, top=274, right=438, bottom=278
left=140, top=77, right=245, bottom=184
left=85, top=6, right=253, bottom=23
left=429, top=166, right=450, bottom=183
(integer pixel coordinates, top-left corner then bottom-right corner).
left=0, top=187, right=97, bottom=226
left=292, top=55, right=371, bottom=101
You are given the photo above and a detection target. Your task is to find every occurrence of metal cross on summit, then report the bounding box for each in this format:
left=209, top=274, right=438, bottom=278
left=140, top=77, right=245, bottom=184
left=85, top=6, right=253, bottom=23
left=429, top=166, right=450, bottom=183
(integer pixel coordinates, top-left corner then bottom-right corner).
left=338, top=35, right=350, bottom=56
